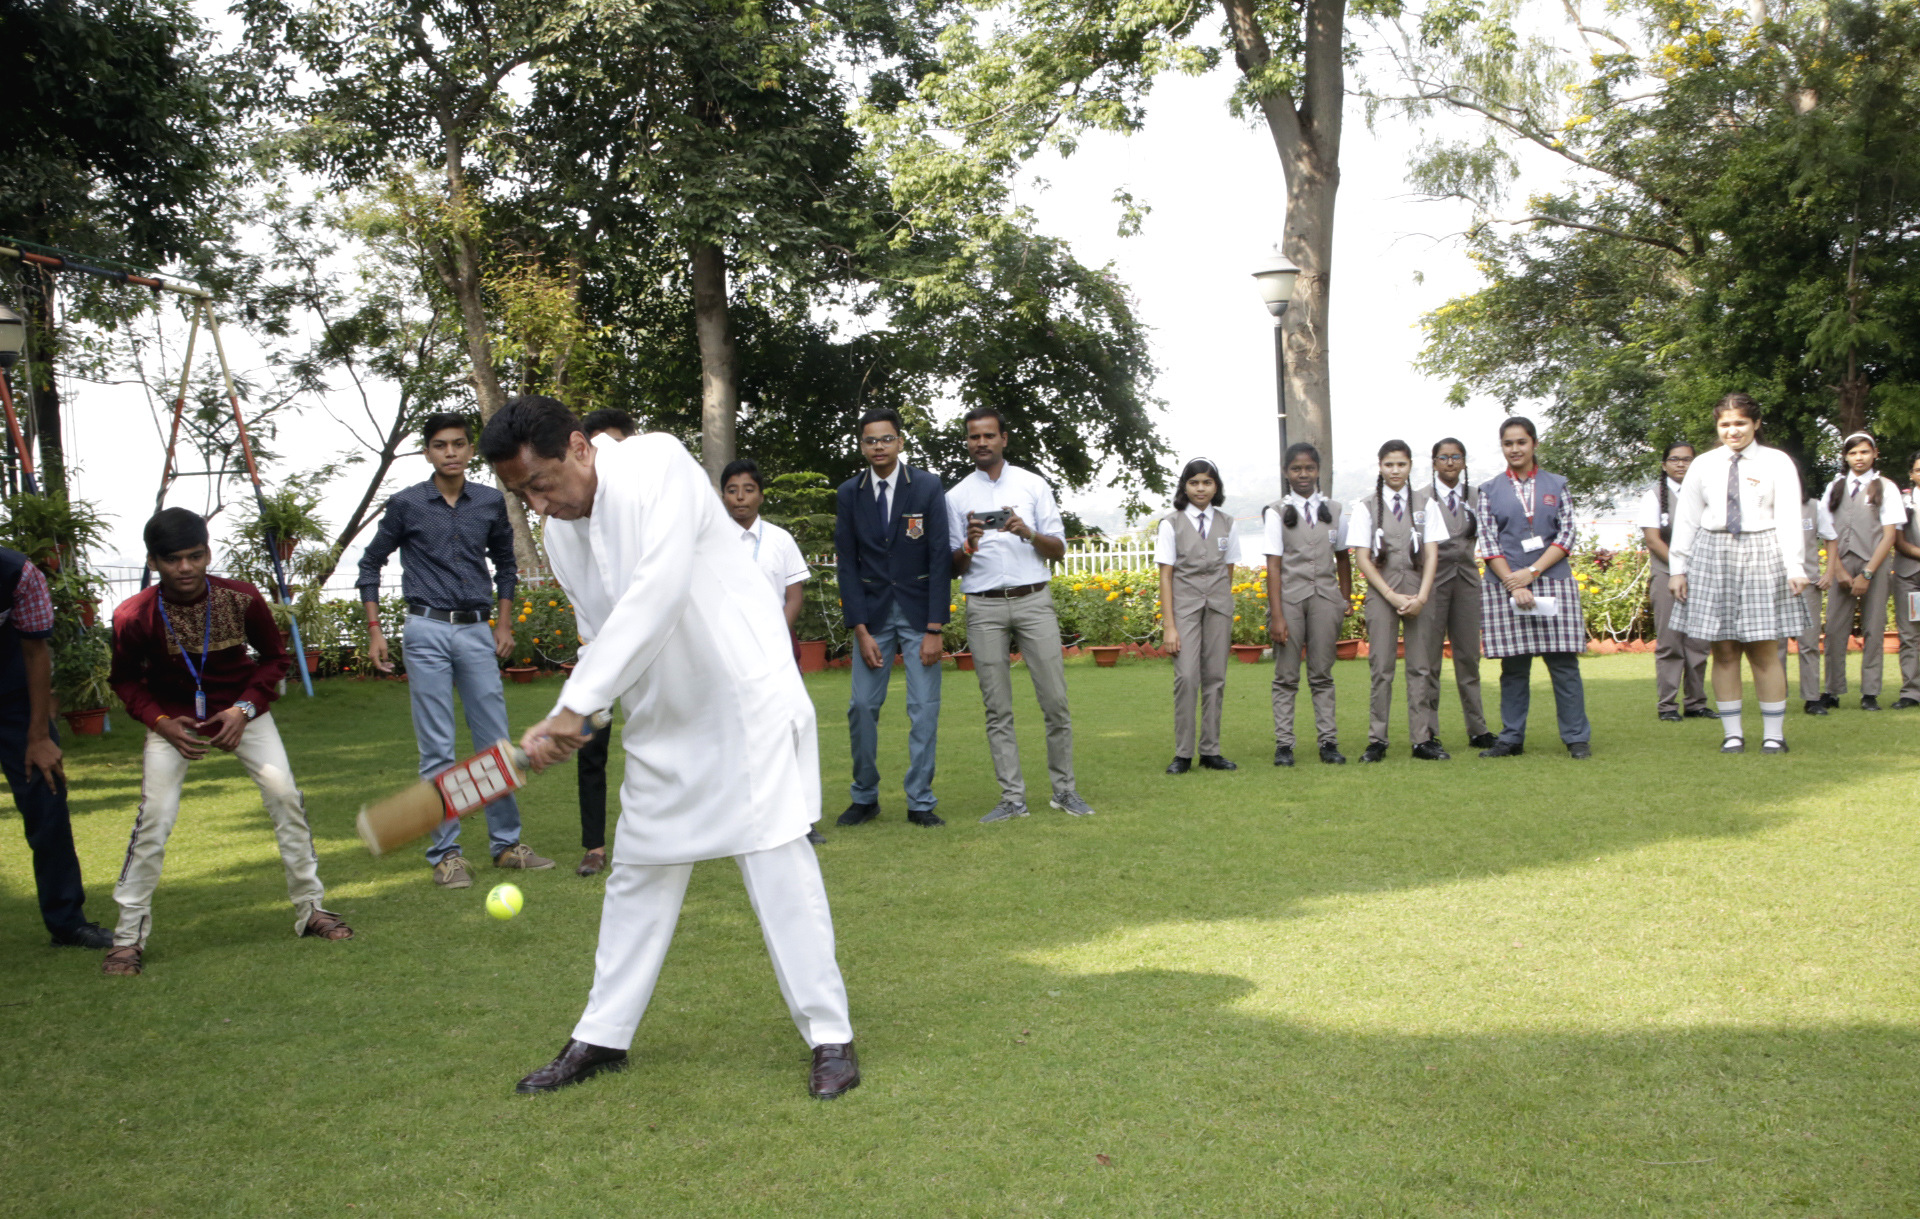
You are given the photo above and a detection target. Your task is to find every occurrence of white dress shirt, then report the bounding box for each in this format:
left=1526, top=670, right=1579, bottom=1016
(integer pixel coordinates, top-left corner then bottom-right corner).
left=1429, top=478, right=1471, bottom=515
left=945, top=462, right=1065, bottom=594
left=739, top=516, right=811, bottom=605
left=869, top=463, right=901, bottom=510
left=1342, top=486, right=1450, bottom=550
left=1668, top=442, right=1805, bottom=577
left=1633, top=478, right=1686, bottom=531
left=545, top=433, right=819, bottom=864
left=1154, top=504, right=1245, bottom=566
left=1260, top=492, right=1342, bottom=557
left=1814, top=473, right=1906, bottom=539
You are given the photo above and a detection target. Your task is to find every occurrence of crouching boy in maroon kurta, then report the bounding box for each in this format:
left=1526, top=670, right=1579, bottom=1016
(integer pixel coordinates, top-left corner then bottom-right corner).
left=101, top=509, right=351, bottom=976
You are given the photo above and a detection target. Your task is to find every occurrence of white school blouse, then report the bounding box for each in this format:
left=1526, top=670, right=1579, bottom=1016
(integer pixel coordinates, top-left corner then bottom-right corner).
left=1153, top=504, right=1247, bottom=566
left=739, top=517, right=812, bottom=605
left=1342, top=487, right=1450, bottom=550
left=1813, top=474, right=1906, bottom=539
left=1259, top=492, right=1344, bottom=557
left=1632, top=479, right=1686, bottom=531
left=1668, top=443, right=1805, bottom=577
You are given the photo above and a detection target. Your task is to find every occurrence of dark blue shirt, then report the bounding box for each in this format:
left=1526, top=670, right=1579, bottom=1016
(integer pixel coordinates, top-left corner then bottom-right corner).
left=357, top=479, right=518, bottom=610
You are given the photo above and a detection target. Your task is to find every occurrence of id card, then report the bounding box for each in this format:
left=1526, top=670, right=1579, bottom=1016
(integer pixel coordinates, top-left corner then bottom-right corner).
left=1909, top=591, right=1920, bottom=621
left=1514, top=595, right=1559, bottom=618
left=1521, top=535, right=1546, bottom=553
left=194, top=689, right=207, bottom=720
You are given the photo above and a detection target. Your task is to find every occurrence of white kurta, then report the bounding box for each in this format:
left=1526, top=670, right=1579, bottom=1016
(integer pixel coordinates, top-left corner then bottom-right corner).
left=544, top=433, right=821, bottom=864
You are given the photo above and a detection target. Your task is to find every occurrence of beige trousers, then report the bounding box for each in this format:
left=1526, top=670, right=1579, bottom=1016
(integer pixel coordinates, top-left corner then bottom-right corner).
left=1777, top=585, right=1824, bottom=701
left=967, top=591, right=1075, bottom=804
left=1649, top=558, right=1709, bottom=714
left=1171, top=606, right=1232, bottom=758
left=113, top=713, right=328, bottom=948
left=1405, top=575, right=1489, bottom=740
left=1825, top=565, right=1892, bottom=696
left=1365, top=590, right=1438, bottom=745
left=1271, top=595, right=1341, bottom=748
left=1895, top=575, right=1920, bottom=703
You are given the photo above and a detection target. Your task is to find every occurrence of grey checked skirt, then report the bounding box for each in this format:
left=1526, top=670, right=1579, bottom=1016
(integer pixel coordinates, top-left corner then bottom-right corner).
left=1676, top=528, right=1809, bottom=642
left=1481, top=574, right=1589, bottom=658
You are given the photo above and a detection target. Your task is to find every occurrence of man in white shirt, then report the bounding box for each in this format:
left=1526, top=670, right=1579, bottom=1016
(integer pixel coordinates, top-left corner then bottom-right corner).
left=946, top=408, right=1096, bottom=823
left=481, top=396, right=858, bottom=1102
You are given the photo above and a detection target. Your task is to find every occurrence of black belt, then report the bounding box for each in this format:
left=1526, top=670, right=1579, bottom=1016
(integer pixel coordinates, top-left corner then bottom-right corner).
left=973, top=581, right=1048, bottom=600
left=409, top=604, right=489, bottom=625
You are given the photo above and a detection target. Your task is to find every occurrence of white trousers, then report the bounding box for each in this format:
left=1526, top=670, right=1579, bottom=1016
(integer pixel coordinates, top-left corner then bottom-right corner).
left=572, top=834, right=853, bottom=1051
left=113, top=713, right=329, bottom=948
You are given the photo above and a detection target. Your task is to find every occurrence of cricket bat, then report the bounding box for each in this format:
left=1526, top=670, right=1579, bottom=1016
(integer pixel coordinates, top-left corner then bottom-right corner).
left=355, top=709, right=613, bottom=857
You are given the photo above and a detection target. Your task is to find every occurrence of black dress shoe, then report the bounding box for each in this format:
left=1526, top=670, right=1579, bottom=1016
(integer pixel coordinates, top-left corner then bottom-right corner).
left=1318, top=743, right=1346, bottom=764
left=1358, top=741, right=1388, bottom=763
left=1411, top=740, right=1450, bottom=761
left=836, top=802, right=880, bottom=826
left=1894, top=698, right=1920, bottom=709
left=1822, top=692, right=1841, bottom=708
left=515, top=1039, right=629, bottom=1094
left=1468, top=732, right=1497, bottom=750
left=1165, top=756, right=1192, bottom=774
left=49, top=922, right=113, bottom=950
left=1804, top=700, right=1828, bottom=716
left=906, top=809, right=945, bottom=827
left=1198, top=754, right=1238, bottom=771
left=1566, top=741, right=1592, bottom=759
left=809, top=1042, right=860, bottom=1099
left=1658, top=710, right=1682, bottom=722
left=1273, top=745, right=1295, bottom=767
left=807, top=828, right=828, bottom=845
left=1478, top=741, right=1524, bottom=758
left=1684, top=708, right=1717, bottom=719
left=1862, top=695, right=1882, bottom=711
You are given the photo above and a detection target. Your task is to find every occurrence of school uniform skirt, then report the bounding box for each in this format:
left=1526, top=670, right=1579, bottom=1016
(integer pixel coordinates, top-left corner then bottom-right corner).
left=1677, top=528, right=1809, bottom=643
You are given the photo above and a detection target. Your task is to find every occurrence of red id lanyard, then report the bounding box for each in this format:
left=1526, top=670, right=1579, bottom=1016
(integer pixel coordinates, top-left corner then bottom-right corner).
left=1507, top=469, right=1538, bottom=527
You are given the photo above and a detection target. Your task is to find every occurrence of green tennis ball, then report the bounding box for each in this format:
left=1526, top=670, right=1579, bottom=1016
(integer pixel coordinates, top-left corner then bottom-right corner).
left=486, top=883, right=524, bottom=920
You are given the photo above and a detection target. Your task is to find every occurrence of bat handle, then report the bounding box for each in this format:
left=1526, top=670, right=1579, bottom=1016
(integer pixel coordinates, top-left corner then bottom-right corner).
left=589, top=708, right=613, bottom=729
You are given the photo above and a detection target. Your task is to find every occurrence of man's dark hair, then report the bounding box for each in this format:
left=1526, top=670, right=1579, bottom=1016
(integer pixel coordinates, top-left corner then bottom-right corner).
left=478, top=396, right=583, bottom=463
left=720, top=458, right=763, bottom=491
left=962, top=407, right=1009, bottom=435
left=856, top=407, right=904, bottom=437
left=580, top=408, right=636, bottom=438
left=421, top=412, right=472, bottom=446
left=144, top=507, right=209, bottom=557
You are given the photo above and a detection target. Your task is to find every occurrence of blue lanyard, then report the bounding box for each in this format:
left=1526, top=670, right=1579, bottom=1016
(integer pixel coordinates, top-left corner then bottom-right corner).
left=155, top=591, right=213, bottom=719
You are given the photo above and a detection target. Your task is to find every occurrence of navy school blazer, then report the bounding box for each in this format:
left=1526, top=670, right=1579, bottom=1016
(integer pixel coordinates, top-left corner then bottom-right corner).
left=834, top=463, right=953, bottom=630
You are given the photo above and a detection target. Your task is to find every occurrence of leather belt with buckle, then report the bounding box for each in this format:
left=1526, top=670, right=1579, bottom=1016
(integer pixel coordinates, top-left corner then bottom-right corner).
left=973, top=581, right=1048, bottom=600
left=409, top=604, right=488, bottom=625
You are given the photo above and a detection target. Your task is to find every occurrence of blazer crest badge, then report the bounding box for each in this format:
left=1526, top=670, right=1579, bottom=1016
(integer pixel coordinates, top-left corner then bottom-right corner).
left=904, top=513, right=925, bottom=540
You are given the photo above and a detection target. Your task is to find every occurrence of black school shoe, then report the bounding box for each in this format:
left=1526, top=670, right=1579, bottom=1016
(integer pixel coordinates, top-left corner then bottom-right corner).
left=1862, top=695, right=1882, bottom=711
left=836, top=802, right=880, bottom=826
left=1358, top=741, right=1388, bottom=763
left=1165, top=756, right=1192, bottom=774
left=1198, top=755, right=1237, bottom=771
left=1566, top=742, right=1592, bottom=759
left=1762, top=739, right=1790, bottom=754
left=1895, top=698, right=1920, bottom=709
left=1478, top=741, right=1524, bottom=758
left=1411, top=740, right=1450, bottom=761
left=50, top=922, right=113, bottom=949
left=1684, top=708, right=1717, bottom=719
left=907, top=809, right=946, bottom=827
left=1273, top=745, right=1296, bottom=767
left=1468, top=732, right=1497, bottom=750
left=1804, top=700, right=1828, bottom=715
left=1658, top=710, right=1682, bottom=722
left=1721, top=738, right=1745, bottom=753
left=1318, top=743, right=1347, bottom=765
left=1821, top=693, right=1841, bottom=708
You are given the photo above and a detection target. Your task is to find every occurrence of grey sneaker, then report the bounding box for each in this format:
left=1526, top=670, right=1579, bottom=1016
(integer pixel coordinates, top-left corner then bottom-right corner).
left=433, top=853, right=474, bottom=889
left=978, top=800, right=1030, bottom=824
left=494, top=843, right=555, bottom=870
left=1049, top=791, right=1096, bottom=817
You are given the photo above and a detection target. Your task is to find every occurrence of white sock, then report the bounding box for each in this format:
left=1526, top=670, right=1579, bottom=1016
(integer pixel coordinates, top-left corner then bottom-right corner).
left=1718, top=700, right=1744, bottom=741
left=1760, top=699, right=1786, bottom=742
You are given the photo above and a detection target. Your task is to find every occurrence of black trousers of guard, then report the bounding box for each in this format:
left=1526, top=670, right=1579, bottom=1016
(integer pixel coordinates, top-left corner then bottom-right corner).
left=0, top=709, right=91, bottom=936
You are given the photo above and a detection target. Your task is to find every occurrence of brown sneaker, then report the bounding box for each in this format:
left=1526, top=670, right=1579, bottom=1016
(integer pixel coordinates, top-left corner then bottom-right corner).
left=494, top=843, right=555, bottom=870
left=433, top=854, right=474, bottom=889
left=576, top=847, right=607, bottom=877
left=102, top=946, right=143, bottom=976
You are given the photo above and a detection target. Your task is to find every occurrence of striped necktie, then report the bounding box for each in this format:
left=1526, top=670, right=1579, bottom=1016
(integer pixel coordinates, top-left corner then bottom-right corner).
left=1726, top=453, right=1742, bottom=538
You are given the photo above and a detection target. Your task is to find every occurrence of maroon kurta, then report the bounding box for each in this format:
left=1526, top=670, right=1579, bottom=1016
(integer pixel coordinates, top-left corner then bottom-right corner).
left=111, top=578, right=290, bottom=728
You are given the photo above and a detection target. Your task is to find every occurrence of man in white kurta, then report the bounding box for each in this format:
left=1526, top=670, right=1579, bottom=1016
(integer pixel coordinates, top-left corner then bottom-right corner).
left=479, top=396, right=857, bottom=1099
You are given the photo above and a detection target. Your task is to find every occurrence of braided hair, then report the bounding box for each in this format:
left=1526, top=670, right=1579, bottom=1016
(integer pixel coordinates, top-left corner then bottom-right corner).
left=1655, top=441, right=1694, bottom=544
left=1432, top=437, right=1475, bottom=541
left=1280, top=441, right=1331, bottom=528
left=1829, top=432, right=1883, bottom=511
left=1373, top=439, right=1413, bottom=568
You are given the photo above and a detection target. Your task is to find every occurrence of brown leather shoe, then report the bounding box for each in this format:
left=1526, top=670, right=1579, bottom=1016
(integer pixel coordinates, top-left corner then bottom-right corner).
left=515, top=1039, right=628, bottom=1094
left=576, top=847, right=607, bottom=877
left=808, top=1042, right=860, bottom=1099
left=494, top=843, right=555, bottom=870
left=301, top=910, right=354, bottom=940
left=101, top=946, right=143, bottom=976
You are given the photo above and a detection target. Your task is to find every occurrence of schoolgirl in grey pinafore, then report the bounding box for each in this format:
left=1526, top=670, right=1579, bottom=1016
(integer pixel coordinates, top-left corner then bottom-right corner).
left=1407, top=478, right=1491, bottom=746
left=1163, top=509, right=1236, bottom=762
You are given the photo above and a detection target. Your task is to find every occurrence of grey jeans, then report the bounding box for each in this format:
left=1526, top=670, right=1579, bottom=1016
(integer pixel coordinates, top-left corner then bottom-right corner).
left=403, top=614, right=524, bottom=864
left=966, top=590, right=1075, bottom=804
left=1497, top=652, right=1591, bottom=746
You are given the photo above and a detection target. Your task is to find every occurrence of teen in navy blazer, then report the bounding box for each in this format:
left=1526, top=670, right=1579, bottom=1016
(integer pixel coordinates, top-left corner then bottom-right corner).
left=833, top=408, right=952, bottom=828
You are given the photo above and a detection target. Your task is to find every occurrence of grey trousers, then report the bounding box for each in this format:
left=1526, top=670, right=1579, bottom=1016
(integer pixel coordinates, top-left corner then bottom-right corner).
left=1497, top=653, right=1591, bottom=746
left=1777, top=585, right=1824, bottom=701
left=1365, top=590, right=1436, bottom=745
left=1406, top=575, right=1489, bottom=740
left=1649, top=561, right=1709, bottom=714
left=967, top=591, right=1075, bottom=804
left=1272, top=594, right=1341, bottom=748
left=1895, top=574, right=1920, bottom=702
left=1172, top=606, right=1231, bottom=758
left=1825, top=565, right=1892, bottom=696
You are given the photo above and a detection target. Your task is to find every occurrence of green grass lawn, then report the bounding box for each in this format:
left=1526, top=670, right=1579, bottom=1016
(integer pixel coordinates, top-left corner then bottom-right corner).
left=2, top=651, right=1917, bottom=1217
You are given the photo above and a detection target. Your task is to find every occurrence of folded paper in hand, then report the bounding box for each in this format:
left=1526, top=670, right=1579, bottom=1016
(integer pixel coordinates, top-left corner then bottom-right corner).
left=1514, top=595, right=1559, bottom=618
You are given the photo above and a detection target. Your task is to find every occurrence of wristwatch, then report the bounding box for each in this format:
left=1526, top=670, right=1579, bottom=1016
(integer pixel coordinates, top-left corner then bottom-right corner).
left=232, top=700, right=259, bottom=720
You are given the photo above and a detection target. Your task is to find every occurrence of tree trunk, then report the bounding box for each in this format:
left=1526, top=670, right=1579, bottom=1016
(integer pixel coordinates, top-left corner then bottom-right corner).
left=1225, top=0, right=1345, bottom=493
left=1835, top=353, right=1871, bottom=439
left=439, top=131, right=543, bottom=581
left=24, top=270, right=65, bottom=495
left=691, top=241, right=738, bottom=484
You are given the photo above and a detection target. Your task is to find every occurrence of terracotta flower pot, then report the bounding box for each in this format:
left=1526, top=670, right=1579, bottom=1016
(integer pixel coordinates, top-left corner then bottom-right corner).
left=505, top=666, right=538, bottom=683
left=561, top=662, right=576, bottom=675
left=1230, top=643, right=1265, bottom=665
left=63, top=709, right=107, bottom=736
left=1090, top=645, right=1123, bottom=668
left=1886, top=630, right=1901, bottom=654
left=796, top=640, right=827, bottom=673
left=304, top=649, right=321, bottom=675
left=79, top=600, right=97, bottom=628
left=954, top=652, right=975, bottom=671
left=277, top=539, right=297, bottom=562
left=1442, top=640, right=1452, bottom=660
left=1336, top=639, right=1362, bottom=661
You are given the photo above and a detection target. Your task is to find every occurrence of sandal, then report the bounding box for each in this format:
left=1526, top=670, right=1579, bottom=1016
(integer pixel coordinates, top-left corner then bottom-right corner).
left=302, top=910, right=354, bottom=941
left=101, top=946, right=143, bottom=976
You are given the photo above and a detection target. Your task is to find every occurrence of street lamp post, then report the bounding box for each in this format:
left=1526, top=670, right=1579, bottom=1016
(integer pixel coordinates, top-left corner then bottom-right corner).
left=1251, top=252, right=1301, bottom=487
left=0, top=304, right=36, bottom=494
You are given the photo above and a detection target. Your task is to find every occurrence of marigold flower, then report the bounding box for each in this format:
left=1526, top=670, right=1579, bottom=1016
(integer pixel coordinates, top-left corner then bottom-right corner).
left=548, top=600, right=558, bottom=607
